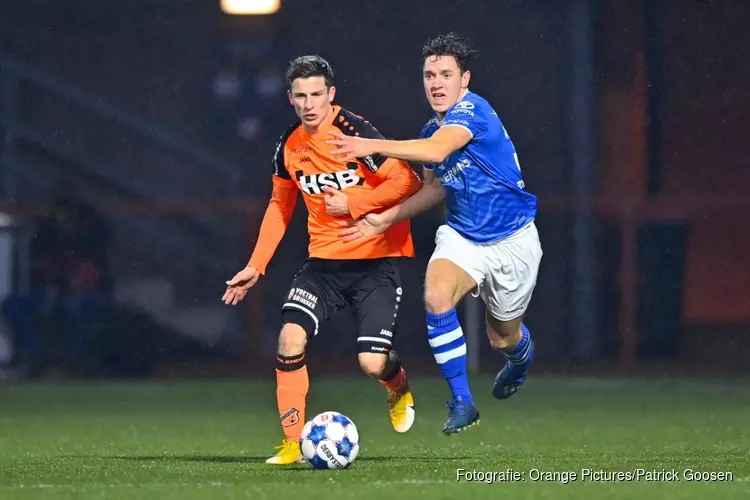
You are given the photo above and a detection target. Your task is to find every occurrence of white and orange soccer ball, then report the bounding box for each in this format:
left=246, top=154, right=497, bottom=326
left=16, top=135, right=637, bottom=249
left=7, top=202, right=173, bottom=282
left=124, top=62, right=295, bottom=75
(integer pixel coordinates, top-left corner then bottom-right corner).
left=300, top=411, right=360, bottom=469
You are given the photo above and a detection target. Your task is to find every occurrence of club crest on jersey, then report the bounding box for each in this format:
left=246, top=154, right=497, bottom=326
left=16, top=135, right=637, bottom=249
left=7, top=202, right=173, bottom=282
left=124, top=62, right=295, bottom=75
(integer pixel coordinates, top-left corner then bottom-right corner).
left=295, top=164, right=365, bottom=194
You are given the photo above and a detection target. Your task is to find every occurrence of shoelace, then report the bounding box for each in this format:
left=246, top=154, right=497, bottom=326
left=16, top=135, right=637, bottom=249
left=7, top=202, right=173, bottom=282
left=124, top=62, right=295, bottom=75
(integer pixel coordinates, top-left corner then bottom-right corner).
left=445, top=400, right=468, bottom=415
left=274, top=440, right=293, bottom=451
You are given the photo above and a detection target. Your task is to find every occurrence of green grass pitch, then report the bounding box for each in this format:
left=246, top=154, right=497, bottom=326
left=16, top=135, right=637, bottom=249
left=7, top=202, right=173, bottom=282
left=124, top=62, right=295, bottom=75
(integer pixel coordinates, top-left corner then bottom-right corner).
left=0, top=375, right=748, bottom=499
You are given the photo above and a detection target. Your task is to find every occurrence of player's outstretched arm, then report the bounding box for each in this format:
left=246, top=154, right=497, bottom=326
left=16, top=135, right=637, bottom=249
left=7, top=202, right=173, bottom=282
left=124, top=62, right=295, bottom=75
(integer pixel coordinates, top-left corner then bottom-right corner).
left=380, top=168, right=444, bottom=225
left=222, top=177, right=297, bottom=305
left=327, top=126, right=472, bottom=165
left=344, top=159, right=422, bottom=220
left=339, top=170, right=443, bottom=242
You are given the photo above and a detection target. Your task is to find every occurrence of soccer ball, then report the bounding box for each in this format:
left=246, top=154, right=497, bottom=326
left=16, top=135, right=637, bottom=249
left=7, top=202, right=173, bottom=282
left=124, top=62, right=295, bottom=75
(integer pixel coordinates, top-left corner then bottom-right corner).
left=300, top=411, right=359, bottom=469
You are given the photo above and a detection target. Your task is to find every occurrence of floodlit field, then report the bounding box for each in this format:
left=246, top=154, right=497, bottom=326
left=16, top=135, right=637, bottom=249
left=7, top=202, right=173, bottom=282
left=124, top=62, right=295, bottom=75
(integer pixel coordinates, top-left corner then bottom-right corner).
left=0, top=376, right=748, bottom=499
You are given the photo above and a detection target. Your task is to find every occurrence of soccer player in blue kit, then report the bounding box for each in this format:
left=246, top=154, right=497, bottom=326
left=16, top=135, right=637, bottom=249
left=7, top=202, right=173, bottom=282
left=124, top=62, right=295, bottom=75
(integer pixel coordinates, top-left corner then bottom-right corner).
left=327, top=33, right=543, bottom=434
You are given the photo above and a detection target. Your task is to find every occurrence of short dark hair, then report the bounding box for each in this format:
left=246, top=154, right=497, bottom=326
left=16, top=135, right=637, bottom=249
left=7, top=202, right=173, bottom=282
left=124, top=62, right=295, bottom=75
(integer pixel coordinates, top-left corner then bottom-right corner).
left=285, top=55, right=335, bottom=88
left=421, top=33, right=479, bottom=73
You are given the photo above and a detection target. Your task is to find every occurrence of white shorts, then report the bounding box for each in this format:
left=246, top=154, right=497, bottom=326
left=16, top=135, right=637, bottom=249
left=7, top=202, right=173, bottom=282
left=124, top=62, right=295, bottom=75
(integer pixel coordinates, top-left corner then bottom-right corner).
left=429, top=222, right=543, bottom=321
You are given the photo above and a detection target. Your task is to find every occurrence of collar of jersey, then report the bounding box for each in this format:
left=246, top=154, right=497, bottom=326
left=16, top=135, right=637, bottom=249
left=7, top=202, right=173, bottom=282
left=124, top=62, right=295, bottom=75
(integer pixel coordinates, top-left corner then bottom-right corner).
left=435, top=90, right=473, bottom=125
left=300, top=105, right=341, bottom=139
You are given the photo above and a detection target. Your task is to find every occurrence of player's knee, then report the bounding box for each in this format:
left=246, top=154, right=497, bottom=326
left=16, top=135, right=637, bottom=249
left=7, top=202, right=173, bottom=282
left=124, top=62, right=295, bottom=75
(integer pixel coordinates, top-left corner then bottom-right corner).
left=424, top=285, right=456, bottom=314
left=358, top=352, right=389, bottom=378
left=278, top=323, right=307, bottom=356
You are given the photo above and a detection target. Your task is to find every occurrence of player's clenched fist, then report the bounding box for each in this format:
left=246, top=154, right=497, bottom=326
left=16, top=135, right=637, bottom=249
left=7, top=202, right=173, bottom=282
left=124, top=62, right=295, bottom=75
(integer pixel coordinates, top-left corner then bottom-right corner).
left=322, top=186, right=351, bottom=217
left=222, top=266, right=260, bottom=305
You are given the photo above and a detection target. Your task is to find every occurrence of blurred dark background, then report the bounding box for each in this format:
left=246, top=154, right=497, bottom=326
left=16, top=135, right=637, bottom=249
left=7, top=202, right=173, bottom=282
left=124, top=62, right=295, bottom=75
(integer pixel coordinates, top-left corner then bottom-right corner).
left=0, top=0, right=748, bottom=381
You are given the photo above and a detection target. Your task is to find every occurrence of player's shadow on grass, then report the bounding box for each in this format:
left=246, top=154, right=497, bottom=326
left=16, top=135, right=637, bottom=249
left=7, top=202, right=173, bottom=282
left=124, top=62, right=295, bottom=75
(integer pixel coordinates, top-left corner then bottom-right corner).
left=276, top=456, right=475, bottom=472
left=100, top=455, right=270, bottom=464
left=358, top=456, right=473, bottom=462
left=93, top=455, right=473, bottom=464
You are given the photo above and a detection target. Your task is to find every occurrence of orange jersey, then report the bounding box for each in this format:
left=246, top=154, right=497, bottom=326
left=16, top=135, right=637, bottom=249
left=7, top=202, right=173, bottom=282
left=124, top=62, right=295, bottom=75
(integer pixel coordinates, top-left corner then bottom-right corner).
left=248, top=106, right=422, bottom=274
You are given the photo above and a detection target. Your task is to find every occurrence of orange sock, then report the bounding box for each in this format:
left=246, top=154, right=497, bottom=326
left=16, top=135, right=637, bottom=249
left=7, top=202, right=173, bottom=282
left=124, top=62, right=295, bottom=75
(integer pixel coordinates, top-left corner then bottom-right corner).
left=379, top=351, right=408, bottom=392
left=276, top=353, right=309, bottom=442
left=380, top=366, right=408, bottom=392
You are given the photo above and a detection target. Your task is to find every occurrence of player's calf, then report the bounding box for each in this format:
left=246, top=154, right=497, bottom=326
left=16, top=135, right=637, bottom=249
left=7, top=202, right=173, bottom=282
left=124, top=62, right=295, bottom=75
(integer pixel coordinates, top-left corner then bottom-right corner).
left=487, top=317, right=534, bottom=400
left=368, top=350, right=409, bottom=393
left=358, top=351, right=390, bottom=379
left=424, top=259, right=477, bottom=410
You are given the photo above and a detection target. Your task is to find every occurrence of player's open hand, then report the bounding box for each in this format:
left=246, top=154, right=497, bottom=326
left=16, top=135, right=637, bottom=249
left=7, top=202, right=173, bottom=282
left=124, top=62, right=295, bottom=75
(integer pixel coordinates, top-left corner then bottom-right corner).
left=222, top=266, right=260, bottom=305
left=327, top=130, right=377, bottom=161
left=339, top=213, right=389, bottom=242
left=322, top=186, right=350, bottom=217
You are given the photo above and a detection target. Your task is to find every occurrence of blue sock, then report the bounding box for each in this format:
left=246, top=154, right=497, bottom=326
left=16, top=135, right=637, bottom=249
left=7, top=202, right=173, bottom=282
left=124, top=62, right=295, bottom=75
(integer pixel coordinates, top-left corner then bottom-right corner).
left=427, top=309, right=473, bottom=405
left=503, top=323, right=532, bottom=365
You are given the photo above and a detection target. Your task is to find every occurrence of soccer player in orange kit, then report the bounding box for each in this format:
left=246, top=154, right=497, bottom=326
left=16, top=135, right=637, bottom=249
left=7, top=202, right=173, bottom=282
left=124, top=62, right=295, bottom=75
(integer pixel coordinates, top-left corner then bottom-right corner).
left=222, top=55, right=422, bottom=465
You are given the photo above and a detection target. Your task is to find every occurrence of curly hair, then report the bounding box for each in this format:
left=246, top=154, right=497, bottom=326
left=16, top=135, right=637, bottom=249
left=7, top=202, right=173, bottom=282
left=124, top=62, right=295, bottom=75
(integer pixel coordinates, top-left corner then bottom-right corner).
left=421, top=32, right=480, bottom=73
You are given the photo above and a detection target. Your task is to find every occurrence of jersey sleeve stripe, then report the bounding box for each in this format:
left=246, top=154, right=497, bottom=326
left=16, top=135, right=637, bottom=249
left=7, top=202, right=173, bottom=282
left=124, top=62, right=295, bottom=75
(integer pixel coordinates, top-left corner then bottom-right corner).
left=272, top=120, right=301, bottom=179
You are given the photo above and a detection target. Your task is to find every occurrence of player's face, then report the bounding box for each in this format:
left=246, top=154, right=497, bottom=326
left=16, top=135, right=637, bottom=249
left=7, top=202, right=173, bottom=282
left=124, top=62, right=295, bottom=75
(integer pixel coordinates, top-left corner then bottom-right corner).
left=288, top=76, right=336, bottom=130
left=423, top=55, right=471, bottom=115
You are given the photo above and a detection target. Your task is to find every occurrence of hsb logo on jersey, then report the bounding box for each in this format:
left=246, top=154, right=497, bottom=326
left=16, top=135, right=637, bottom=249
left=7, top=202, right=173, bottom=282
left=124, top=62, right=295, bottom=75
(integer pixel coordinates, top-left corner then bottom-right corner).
left=296, top=163, right=365, bottom=194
